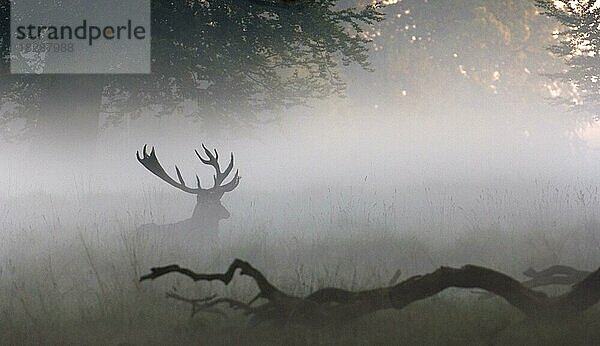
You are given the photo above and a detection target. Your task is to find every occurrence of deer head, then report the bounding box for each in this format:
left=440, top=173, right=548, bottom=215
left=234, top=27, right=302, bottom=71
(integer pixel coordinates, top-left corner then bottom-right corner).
left=136, top=144, right=240, bottom=237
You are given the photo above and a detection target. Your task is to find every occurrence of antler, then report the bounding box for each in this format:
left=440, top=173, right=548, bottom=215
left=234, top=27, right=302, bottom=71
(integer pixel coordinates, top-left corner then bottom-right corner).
left=195, top=144, right=240, bottom=197
left=137, top=145, right=203, bottom=194
left=137, top=144, right=240, bottom=197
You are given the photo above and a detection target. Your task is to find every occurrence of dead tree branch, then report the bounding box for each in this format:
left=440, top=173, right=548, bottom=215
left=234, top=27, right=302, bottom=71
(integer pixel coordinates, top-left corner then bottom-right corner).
left=166, top=292, right=228, bottom=318
left=474, top=265, right=591, bottom=299
left=522, top=265, right=590, bottom=288
left=141, top=260, right=600, bottom=325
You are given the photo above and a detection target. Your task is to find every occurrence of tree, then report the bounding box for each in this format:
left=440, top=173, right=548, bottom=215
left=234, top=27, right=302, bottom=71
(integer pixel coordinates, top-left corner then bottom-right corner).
left=536, top=0, right=600, bottom=116
left=361, top=0, right=559, bottom=108
left=0, top=0, right=382, bottom=164
left=342, top=1, right=579, bottom=153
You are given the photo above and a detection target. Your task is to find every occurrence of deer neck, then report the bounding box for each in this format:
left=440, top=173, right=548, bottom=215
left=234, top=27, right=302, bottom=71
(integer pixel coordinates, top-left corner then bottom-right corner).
left=191, top=202, right=220, bottom=232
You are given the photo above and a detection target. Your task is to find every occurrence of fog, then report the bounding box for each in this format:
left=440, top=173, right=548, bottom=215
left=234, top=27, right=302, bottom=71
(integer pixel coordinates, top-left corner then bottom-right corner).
left=3, top=91, right=600, bottom=192
left=2, top=1, right=600, bottom=343
left=3, top=79, right=600, bottom=264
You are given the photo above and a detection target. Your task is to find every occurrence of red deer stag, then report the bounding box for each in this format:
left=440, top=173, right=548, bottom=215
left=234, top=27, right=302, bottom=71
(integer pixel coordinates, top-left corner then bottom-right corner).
left=136, top=144, right=240, bottom=241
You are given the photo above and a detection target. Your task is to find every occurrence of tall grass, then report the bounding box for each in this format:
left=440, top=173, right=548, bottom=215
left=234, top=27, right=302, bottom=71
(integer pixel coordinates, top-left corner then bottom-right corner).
left=1, top=178, right=600, bottom=344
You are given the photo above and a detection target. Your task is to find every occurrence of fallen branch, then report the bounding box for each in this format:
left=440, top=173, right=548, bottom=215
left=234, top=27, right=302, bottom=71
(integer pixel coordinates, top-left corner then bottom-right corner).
left=474, top=265, right=591, bottom=299
left=166, top=292, right=228, bottom=318
left=140, top=259, right=600, bottom=325
left=522, top=265, right=590, bottom=288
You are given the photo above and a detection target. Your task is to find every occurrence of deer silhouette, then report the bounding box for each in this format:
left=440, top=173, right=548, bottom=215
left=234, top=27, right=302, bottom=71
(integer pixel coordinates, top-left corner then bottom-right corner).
left=136, top=144, right=240, bottom=241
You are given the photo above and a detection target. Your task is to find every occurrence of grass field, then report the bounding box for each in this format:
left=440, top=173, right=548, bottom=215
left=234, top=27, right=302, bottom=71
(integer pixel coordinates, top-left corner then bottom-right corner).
left=1, top=179, right=600, bottom=345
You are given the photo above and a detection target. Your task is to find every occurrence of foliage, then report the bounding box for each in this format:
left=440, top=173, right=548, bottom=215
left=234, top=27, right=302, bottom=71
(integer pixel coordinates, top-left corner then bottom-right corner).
left=0, top=0, right=383, bottom=134
left=536, top=0, right=600, bottom=115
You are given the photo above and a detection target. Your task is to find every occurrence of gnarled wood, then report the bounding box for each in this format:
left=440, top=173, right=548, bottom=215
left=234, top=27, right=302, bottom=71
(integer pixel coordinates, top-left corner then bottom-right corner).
left=140, top=260, right=600, bottom=325
left=474, top=265, right=591, bottom=300
left=522, top=265, right=590, bottom=289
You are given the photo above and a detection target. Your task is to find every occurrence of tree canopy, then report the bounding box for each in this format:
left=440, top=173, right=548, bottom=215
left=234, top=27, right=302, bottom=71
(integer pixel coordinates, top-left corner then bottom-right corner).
left=536, top=0, right=600, bottom=116
left=0, top=0, right=383, bottom=138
